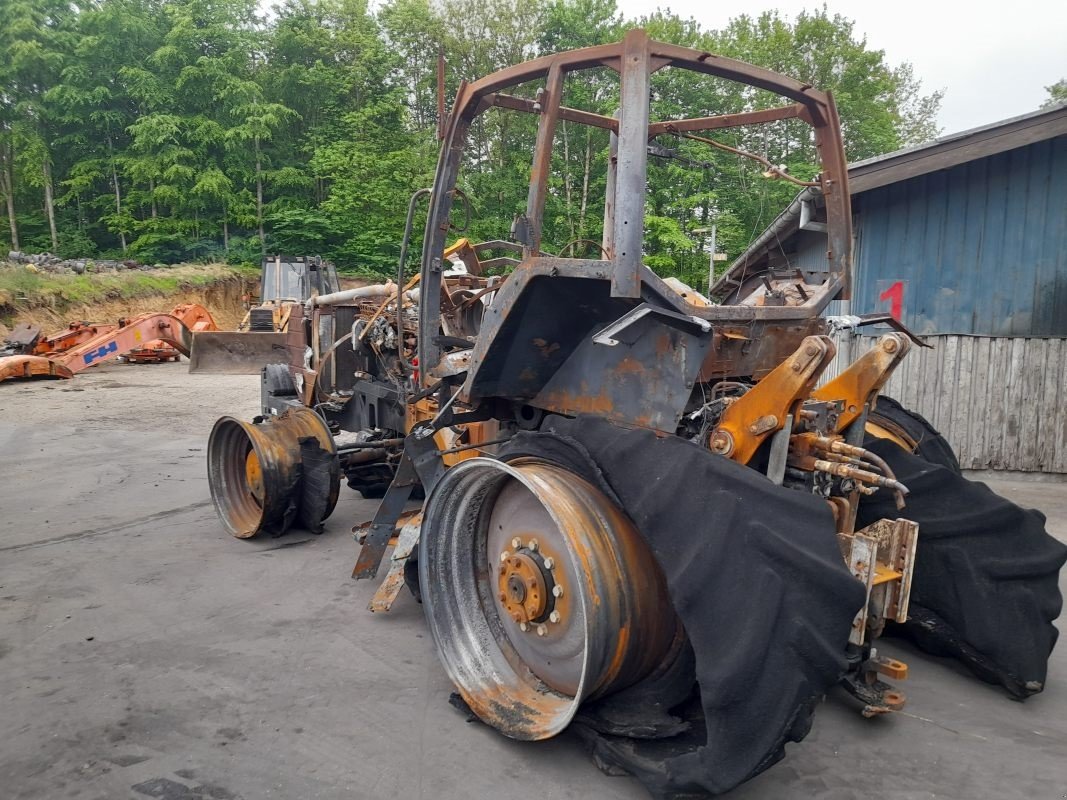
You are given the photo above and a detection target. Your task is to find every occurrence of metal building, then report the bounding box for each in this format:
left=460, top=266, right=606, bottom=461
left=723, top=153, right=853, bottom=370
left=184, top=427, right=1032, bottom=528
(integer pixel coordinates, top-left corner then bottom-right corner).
left=717, top=104, right=1067, bottom=473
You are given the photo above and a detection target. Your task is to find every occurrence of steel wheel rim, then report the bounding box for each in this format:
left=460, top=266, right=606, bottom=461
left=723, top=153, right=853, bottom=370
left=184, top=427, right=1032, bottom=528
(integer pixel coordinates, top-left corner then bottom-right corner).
left=420, top=457, right=677, bottom=740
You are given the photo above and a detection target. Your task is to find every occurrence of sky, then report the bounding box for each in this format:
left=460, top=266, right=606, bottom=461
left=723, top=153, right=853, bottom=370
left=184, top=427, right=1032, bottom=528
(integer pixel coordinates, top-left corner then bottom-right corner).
left=615, top=0, right=1067, bottom=135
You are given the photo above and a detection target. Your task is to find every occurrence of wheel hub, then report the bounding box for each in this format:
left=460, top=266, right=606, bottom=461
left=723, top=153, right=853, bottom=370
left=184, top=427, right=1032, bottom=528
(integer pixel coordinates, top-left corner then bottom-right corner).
left=497, top=546, right=558, bottom=627
left=244, top=448, right=264, bottom=504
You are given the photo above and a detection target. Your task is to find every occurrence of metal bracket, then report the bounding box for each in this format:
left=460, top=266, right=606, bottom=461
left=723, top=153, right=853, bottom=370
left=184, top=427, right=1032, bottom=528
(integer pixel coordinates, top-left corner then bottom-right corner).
left=813, top=333, right=911, bottom=432
left=368, top=512, right=423, bottom=612
left=837, top=516, right=919, bottom=646
left=592, top=303, right=712, bottom=347
left=352, top=452, right=419, bottom=580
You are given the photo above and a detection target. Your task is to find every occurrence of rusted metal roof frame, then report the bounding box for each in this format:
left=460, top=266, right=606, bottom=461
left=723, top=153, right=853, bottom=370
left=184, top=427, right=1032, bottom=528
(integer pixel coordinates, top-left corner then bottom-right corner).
left=418, top=29, right=853, bottom=380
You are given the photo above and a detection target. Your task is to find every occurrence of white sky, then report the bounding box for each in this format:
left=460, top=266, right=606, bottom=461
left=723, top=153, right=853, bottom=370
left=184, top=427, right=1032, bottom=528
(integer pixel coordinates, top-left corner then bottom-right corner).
left=617, top=0, right=1067, bottom=135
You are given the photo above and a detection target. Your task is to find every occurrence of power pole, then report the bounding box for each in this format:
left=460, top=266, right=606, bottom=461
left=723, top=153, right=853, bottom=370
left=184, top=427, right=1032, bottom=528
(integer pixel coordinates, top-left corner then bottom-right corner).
left=707, top=224, right=717, bottom=296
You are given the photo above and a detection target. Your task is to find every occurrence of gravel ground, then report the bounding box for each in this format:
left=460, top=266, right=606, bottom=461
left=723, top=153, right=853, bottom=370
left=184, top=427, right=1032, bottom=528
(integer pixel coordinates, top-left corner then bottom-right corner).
left=0, top=359, right=1064, bottom=800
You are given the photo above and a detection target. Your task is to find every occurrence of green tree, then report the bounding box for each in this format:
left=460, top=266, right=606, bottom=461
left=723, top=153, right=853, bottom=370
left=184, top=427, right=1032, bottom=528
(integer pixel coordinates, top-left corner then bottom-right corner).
left=1042, top=79, right=1067, bottom=108
left=0, top=0, right=81, bottom=252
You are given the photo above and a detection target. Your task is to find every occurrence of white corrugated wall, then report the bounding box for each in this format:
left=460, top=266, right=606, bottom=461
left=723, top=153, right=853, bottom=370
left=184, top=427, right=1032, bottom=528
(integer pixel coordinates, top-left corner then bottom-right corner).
left=825, top=334, right=1067, bottom=473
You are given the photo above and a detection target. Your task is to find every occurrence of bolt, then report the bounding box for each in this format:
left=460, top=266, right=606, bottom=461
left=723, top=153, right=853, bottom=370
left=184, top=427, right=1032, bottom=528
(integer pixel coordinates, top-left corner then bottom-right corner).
left=499, top=550, right=510, bottom=563
left=519, top=622, right=528, bottom=632
left=552, top=585, right=564, bottom=598
left=528, top=539, right=539, bottom=552
left=543, top=557, right=554, bottom=570
left=536, top=624, right=547, bottom=637
left=805, top=343, right=818, bottom=356
left=882, top=337, right=898, bottom=353
left=709, top=431, right=732, bottom=455
left=549, top=610, right=561, bottom=623
left=511, top=537, right=522, bottom=549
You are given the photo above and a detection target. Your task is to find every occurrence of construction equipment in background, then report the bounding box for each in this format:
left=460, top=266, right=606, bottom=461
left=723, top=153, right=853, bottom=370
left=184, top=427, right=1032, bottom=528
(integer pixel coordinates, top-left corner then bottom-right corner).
left=203, top=32, right=1065, bottom=798
left=187, top=255, right=340, bottom=374
left=1, top=320, right=119, bottom=360
left=0, top=303, right=217, bottom=383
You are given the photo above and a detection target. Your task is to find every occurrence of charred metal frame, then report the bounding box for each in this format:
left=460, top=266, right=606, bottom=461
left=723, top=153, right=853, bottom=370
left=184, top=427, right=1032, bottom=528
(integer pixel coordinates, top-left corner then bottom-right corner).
left=418, top=29, right=852, bottom=382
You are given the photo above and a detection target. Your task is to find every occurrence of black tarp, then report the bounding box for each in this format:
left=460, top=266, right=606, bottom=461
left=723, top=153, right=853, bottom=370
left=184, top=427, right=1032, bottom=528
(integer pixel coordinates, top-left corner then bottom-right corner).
left=500, top=416, right=865, bottom=797
left=857, top=439, right=1067, bottom=698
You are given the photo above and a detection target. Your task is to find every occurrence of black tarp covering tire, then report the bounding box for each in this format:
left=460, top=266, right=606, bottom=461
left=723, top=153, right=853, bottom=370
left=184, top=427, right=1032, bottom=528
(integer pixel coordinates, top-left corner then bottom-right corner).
left=499, top=416, right=865, bottom=798
left=857, top=439, right=1067, bottom=699
left=869, top=395, right=961, bottom=473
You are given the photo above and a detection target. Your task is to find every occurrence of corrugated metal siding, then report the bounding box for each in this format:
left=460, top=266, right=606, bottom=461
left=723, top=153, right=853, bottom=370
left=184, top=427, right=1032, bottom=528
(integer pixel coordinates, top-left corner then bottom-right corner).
left=848, top=135, right=1067, bottom=337
left=824, top=334, right=1067, bottom=472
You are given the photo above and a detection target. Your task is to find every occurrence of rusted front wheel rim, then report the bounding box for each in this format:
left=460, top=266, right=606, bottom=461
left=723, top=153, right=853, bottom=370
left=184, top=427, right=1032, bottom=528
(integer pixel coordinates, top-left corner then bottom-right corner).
left=420, top=457, right=677, bottom=740
left=206, top=407, right=337, bottom=538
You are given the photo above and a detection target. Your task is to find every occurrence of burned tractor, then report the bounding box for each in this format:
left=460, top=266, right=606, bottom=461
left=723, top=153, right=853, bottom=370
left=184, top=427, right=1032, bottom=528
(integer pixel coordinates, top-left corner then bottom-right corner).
left=205, top=31, right=1065, bottom=797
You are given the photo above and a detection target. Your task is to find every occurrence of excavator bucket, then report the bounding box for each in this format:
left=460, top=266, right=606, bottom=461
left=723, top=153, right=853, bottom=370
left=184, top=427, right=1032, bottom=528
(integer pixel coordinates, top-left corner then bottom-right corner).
left=0, top=355, right=74, bottom=383
left=187, top=331, right=290, bottom=374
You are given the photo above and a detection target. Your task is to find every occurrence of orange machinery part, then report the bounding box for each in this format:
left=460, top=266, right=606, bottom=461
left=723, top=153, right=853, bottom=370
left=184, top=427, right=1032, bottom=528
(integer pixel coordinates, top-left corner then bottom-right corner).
left=31, top=321, right=120, bottom=356
left=0, top=303, right=218, bottom=382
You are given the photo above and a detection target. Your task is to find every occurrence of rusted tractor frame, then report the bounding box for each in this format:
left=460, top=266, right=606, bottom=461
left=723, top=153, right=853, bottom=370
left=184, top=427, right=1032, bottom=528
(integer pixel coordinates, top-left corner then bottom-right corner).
left=206, top=28, right=938, bottom=787
left=418, top=28, right=852, bottom=395
left=354, top=30, right=914, bottom=718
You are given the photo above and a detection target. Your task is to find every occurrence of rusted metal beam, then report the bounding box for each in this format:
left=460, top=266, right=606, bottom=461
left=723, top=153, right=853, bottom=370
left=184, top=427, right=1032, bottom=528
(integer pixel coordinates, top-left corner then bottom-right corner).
left=490, top=93, right=619, bottom=132
left=612, top=29, right=651, bottom=299
left=647, top=104, right=802, bottom=138
left=524, top=64, right=564, bottom=259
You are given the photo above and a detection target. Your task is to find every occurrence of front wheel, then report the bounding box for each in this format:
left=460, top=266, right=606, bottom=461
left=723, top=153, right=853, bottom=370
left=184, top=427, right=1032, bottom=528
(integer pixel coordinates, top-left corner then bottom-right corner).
left=419, top=456, right=679, bottom=740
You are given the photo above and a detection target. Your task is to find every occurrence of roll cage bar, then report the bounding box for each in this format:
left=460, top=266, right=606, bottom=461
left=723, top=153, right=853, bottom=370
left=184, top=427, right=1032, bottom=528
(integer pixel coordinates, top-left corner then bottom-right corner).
left=418, top=28, right=852, bottom=378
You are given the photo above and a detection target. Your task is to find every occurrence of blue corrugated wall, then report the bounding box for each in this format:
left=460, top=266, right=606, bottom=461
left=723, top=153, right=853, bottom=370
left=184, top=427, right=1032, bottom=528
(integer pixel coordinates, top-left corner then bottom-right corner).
left=841, top=135, right=1067, bottom=336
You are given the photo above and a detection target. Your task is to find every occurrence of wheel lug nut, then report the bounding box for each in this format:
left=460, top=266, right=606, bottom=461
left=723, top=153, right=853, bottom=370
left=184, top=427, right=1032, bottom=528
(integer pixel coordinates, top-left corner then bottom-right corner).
left=528, top=539, right=538, bottom=552
left=536, top=624, right=547, bottom=636
left=519, top=622, right=528, bottom=632
left=499, top=550, right=510, bottom=562
left=549, top=611, right=560, bottom=623
left=511, top=537, right=522, bottom=549
left=543, top=557, right=554, bottom=570
left=552, top=585, right=563, bottom=598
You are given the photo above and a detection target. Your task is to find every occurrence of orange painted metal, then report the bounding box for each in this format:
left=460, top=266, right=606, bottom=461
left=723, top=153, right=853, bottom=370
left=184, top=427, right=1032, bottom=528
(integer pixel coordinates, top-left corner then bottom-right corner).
left=31, top=321, right=120, bottom=356
left=709, top=335, right=837, bottom=464
left=0, top=355, right=74, bottom=382
left=0, top=304, right=218, bottom=383
left=812, top=334, right=910, bottom=433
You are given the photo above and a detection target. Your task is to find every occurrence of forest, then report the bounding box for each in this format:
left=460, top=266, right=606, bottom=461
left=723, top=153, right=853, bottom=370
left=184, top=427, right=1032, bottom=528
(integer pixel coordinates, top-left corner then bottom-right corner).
left=0, top=0, right=944, bottom=284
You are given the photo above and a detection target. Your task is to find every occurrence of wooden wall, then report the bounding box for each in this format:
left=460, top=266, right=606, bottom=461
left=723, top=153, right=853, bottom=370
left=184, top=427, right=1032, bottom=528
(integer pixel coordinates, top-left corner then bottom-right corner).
left=829, top=334, right=1067, bottom=473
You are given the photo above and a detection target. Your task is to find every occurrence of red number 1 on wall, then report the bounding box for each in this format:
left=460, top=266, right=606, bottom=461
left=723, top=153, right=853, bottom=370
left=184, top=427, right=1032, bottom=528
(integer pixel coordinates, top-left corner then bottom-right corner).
left=879, top=280, right=905, bottom=321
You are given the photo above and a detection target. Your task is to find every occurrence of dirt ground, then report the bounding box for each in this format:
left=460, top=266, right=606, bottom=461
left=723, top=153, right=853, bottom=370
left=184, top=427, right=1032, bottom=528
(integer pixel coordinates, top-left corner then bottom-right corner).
left=0, top=360, right=1065, bottom=800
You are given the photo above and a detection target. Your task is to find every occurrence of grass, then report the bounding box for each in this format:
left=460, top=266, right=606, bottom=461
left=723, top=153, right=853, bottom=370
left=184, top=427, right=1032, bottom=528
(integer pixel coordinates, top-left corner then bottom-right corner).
left=0, top=263, right=248, bottom=325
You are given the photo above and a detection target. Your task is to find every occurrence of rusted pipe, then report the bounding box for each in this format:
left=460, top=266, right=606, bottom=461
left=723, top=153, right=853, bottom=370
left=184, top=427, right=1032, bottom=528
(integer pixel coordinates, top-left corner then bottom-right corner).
left=306, top=281, right=397, bottom=310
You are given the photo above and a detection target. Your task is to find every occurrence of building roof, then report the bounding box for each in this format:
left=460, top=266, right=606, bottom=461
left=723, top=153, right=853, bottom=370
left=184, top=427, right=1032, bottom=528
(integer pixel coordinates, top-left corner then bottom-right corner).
left=848, top=102, right=1067, bottom=193
left=712, top=103, right=1067, bottom=299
